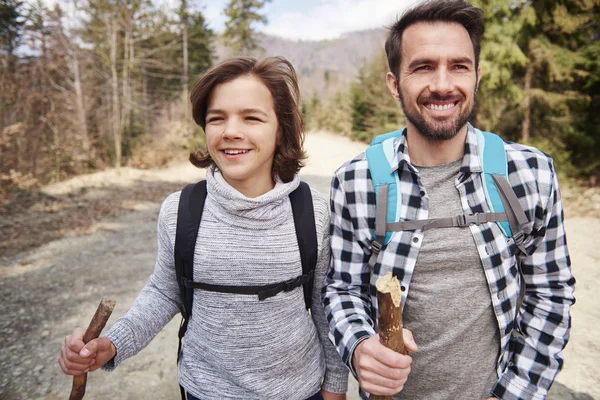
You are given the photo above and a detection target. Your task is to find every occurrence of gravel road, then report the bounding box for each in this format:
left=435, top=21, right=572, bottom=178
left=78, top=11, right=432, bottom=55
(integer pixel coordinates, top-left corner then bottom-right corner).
left=0, top=131, right=597, bottom=400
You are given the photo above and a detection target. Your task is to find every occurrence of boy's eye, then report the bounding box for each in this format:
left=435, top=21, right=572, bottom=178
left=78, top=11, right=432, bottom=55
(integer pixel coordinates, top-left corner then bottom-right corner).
left=207, top=117, right=223, bottom=123
left=246, top=116, right=262, bottom=122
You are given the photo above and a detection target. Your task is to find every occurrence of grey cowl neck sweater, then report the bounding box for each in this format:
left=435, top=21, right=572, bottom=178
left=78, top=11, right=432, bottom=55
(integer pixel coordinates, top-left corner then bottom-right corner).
left=103, top=166, right=349, bottom=399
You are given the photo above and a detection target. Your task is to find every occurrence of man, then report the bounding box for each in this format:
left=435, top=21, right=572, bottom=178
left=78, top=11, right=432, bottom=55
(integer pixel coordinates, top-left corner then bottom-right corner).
left=322, top=1, right=575, bottom=399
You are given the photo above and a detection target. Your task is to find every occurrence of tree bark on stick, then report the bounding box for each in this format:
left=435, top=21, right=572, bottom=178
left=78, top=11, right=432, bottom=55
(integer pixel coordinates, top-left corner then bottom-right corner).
left=371, top=272, right=406, bottom=400
left=69, top=298, right=116, bottom=400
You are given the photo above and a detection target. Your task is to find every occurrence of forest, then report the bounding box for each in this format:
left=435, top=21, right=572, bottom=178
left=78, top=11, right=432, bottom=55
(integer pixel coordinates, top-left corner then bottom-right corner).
left=1, top=0, right=599, bottom=204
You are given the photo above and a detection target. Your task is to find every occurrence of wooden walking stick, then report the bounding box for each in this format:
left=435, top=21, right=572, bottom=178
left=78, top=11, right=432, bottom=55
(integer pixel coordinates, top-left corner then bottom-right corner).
left=371, top=272, right=407, bottom=400
left=69, top=298, right=116, bottom=400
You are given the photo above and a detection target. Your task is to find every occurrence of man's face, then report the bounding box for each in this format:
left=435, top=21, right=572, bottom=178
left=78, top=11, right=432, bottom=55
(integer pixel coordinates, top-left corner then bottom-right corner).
left=387, top=21, right=481, bottom=141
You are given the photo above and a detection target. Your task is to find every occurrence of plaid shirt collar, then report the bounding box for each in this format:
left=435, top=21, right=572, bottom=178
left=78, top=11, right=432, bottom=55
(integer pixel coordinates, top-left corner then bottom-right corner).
left=390, top=123, right=483, bottom=177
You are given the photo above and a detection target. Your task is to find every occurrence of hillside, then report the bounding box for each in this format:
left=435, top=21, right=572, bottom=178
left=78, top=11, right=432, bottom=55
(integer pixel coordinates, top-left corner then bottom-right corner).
left=215, top=29, right=388, bottom=101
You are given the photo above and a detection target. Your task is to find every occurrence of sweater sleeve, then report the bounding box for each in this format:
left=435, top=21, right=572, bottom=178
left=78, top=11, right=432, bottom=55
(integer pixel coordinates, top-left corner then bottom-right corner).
left=310, top=189, right=349, bottom=394
left=102, top=192, right=183, bottom=370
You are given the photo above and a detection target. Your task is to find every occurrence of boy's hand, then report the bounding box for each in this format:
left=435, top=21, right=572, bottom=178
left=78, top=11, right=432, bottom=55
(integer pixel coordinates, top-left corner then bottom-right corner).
left=58, top=328, right=116, bottom=375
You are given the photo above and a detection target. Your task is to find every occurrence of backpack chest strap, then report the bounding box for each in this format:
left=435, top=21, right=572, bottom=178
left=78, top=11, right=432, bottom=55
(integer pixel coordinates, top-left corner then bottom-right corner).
left=181, top=271, right=314, bottom=301
left=386, top=212, right=508, bottom=232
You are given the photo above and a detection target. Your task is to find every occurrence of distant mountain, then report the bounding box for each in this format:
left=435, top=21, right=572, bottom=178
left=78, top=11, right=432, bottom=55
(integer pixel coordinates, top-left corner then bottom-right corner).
left=215, top=29, right=388, bottom=103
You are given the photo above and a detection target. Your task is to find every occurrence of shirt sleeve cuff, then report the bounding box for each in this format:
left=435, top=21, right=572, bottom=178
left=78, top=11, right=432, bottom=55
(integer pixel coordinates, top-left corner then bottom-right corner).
left=345, top=331, right=373, bottom=380
left=492, top=368, right=548, bottom=400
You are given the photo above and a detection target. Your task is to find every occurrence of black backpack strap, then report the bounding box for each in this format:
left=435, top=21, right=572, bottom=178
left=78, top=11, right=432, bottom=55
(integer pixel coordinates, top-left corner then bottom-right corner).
left=289, top=181, right=318, bottom=310
left=174, top=181, right=207, bottom=369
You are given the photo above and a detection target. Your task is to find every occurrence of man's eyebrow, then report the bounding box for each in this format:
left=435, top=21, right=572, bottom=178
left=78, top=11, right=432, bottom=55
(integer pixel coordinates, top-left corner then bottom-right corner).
left=406, top=57, right=474, bottom=70
left=406, top=58, right=436, bottom=70
left=451, top=57, right=474, bottom=66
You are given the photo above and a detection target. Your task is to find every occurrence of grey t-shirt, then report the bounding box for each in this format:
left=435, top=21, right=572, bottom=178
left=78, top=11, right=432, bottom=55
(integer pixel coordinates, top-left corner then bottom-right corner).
left=397, top=159, right=499, bottom=400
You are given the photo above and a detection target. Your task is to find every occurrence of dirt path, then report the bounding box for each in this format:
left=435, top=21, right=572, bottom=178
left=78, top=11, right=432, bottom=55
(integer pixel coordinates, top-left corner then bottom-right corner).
left=0, top=132, right=597, bottom=400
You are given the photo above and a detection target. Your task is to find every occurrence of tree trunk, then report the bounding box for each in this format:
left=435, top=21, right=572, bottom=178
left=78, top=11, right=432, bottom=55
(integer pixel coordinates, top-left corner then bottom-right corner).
left=71, top=54, right=90, bottom=159
left=121, top=27, right=131, bottom=149
left=109, top=17, right=121, bottom=168
left=521, top=48, right=533, bottom=142
left=181, top=0, right=190, bottom=120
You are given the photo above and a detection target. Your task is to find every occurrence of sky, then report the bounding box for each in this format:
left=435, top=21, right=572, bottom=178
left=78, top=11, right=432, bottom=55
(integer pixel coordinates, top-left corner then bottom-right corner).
left=40, top=0, right=419, bottom=42
left=199, top=0, right=418, bottom=41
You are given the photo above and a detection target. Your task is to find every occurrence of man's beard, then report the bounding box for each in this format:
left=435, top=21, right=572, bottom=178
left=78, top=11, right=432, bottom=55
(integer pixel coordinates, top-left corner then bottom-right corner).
left=399, top=91, right=475, bottom=142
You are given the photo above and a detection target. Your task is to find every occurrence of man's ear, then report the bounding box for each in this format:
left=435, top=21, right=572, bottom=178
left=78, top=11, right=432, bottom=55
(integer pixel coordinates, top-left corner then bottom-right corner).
left=386, top=72, right=400, bottom=101
left=476, top=65, right=482, bottom=92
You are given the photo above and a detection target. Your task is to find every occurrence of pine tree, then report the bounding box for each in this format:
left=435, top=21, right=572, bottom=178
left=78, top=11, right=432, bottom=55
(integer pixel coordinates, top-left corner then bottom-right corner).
left=349, top=52, right=404, bottom=141
left=222, top=0, right=270, bottom=55
left=473, top=0, right=599, bottom=178
left=0, top=0, right=24, bottom=73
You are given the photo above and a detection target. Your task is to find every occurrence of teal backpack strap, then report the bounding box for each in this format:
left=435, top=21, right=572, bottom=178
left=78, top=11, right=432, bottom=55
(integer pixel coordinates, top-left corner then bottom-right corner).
left=476, top=130, right=513, bottom=237
left=477, top=130, right=530, bottom=337
left=370, top=129, right=404, bottom=146
left=366, top=132, right=402, bottom=266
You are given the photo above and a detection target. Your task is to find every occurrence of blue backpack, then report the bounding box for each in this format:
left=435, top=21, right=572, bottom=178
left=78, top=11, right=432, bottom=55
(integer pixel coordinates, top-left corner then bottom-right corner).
left=365, top=128, right=530, bottom=335
left=365, top=128, right=528, bottom=266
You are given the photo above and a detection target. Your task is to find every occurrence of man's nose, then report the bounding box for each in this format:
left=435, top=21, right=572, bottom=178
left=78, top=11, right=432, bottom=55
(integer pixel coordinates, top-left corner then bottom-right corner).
left=429, top=68, right=454, bottom=95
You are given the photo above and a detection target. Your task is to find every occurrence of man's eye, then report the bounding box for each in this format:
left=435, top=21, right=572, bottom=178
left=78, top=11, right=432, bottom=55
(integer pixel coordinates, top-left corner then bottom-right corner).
left=415, top=66, right=431, bottom=71
left=455, top=65, right=469, bottom=70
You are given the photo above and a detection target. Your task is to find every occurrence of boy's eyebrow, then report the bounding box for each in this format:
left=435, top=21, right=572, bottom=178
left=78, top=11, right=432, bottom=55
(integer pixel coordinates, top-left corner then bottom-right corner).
left=241, top=108, right=268, bottom=117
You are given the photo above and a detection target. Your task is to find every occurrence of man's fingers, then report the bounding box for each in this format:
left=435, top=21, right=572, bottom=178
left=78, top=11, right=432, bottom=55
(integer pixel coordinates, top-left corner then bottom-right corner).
left=402, top=328, right=418, bottom=352
left=360, top=366, right=409, bottom=389
left=356, top=353, right=411, bottom=381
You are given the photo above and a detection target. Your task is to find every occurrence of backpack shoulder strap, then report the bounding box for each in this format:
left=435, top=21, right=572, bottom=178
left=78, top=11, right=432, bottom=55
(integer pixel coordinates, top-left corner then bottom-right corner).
left=174, top=180, right=207, bottom=361
left=289, top=181, right=317, bottom=310
left=476, top=130, right=513, bottom=237
left=365, top=133, right=402, bottom=266
left=370, top=129, right=404, bottom=146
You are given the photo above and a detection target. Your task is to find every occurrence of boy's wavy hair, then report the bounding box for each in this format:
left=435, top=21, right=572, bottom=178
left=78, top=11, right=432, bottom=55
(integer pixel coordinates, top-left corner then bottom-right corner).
left=189, top=56, right=306, bottom=183
left=386, top=0, right=485, bottom=79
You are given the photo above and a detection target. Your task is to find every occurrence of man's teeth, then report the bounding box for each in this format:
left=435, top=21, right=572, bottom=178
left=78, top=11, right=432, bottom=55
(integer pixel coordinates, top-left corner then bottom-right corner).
left=426, top=103, right=455, bottom=111
left=223, top=149, right=249, bottom=155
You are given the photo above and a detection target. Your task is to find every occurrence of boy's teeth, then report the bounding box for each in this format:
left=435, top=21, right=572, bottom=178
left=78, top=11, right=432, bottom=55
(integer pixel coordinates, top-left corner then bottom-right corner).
left=223, top=149, right=249, bottom=155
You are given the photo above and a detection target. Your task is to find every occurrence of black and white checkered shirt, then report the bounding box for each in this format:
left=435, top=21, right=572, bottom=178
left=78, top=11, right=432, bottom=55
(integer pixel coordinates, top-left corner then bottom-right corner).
left=323, top=124, right=575, bottom=399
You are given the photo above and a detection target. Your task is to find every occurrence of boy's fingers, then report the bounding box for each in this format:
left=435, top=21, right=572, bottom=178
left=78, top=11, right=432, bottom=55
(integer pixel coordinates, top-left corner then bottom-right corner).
left=66, top=327, right=87, bottom=353
left=81, top=337, right=113, bottom=358
left=63, top=345, right=93, bottom=367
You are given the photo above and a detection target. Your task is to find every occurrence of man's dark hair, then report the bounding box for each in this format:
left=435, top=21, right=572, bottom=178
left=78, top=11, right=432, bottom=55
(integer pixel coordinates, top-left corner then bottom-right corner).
left=385, top=0, right=484, bottom=79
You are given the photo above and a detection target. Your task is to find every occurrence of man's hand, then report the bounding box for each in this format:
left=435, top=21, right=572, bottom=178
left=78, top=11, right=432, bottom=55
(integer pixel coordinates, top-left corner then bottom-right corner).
left=58, top=328, right=116, bottom=376
left=321, top=390, right=346, bottom=400
left=352, top=329, right=417, bottom=396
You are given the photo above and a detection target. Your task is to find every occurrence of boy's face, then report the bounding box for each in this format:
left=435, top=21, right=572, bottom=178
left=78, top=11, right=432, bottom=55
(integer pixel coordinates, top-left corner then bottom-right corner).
left=205, top=74, right=278, bottom=194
